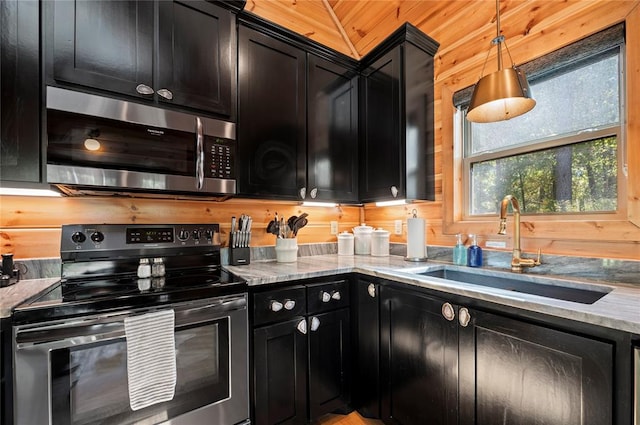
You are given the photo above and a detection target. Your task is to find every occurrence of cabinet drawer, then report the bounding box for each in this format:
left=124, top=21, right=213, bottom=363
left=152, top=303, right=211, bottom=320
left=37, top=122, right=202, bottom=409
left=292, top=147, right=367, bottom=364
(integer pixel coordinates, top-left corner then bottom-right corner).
left=307, top=280, right=349, bottom=314
left=253, top=286, right=306, bottom=326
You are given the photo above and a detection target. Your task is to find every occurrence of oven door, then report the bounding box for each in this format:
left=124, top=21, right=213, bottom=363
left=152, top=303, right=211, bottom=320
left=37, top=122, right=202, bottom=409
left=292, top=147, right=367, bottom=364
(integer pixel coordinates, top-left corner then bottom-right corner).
left=13, top=294, right=249, bottom=425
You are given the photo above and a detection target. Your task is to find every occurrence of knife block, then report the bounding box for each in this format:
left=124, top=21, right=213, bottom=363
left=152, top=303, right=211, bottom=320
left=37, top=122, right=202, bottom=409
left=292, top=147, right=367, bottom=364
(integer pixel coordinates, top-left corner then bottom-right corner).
left=229, top=233, right=251, bottom=266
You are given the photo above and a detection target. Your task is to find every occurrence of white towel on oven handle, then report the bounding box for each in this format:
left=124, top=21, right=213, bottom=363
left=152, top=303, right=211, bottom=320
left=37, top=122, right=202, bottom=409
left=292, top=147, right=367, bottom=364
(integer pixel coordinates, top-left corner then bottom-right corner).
left=124, top=309, right=177, bottom=411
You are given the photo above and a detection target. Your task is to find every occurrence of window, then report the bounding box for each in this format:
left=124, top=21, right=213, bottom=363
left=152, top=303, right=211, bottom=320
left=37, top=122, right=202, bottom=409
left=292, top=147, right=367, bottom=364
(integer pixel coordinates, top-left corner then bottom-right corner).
left=454, top=24, right=625, bottom=217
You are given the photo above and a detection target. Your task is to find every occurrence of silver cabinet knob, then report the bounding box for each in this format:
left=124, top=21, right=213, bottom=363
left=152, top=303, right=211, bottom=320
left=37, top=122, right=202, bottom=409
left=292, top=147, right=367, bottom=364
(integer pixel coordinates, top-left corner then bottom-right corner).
left=310, top=316, right=320, bottom=332
left=458, top=307, right=471, bottom=327
left=367, top=283, right=376, bottom=298
left=136, top=84, right=154, bottom=95
left=441, top=302, right=455, bottom=321
left=283, top=299, right=296, bottom=310
left=390, top=185, right=399, bottom=198
left=299, top=187, right=307, bottom=199
left=270, top=300, right=283, bottom=312
left=321, top=291, right=331, bottom=303
left=331, top=291, right=341, bottom=301
left=156, top=88, right=173, bottom=100
left=296, top=318, right=307, bottom=334
left=310, top=187, right=318, bottom=199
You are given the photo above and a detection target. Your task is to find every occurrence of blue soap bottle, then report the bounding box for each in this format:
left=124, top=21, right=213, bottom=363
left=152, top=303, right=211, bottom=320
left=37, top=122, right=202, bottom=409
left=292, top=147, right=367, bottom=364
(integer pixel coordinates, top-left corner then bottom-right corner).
left=467, top=234, right=483, bottom=267
left=453, top=233, right=467, bottom=266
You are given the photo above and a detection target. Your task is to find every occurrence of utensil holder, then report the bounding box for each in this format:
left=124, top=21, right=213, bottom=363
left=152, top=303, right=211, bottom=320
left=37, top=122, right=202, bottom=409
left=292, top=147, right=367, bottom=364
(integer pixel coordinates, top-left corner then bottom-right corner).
left=275, top=238, right=298, bottom=263
left=229, top=232, right=251, bottom=266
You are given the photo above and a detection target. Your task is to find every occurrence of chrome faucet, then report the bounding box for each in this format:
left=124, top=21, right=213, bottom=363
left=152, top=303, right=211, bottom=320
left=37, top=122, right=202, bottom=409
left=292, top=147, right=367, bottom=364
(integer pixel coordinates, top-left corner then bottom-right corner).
left=498, top=195, right=541, bottom=273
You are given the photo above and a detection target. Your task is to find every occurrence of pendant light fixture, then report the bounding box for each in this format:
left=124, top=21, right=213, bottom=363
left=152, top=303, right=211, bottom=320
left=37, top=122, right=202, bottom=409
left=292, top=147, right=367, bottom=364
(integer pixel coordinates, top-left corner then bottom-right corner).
left=467, top=0, right=536, bottom=123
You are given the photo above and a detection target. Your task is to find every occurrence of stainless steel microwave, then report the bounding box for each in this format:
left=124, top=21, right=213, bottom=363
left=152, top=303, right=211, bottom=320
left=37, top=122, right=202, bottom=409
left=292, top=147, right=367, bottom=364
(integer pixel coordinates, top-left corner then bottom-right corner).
left=46, top=87, right=236, bottom=198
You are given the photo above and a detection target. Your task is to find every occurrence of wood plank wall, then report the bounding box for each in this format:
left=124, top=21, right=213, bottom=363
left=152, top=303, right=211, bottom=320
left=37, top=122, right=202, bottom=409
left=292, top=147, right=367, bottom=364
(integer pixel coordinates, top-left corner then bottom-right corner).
left=0, top=196, right=361, bottom=259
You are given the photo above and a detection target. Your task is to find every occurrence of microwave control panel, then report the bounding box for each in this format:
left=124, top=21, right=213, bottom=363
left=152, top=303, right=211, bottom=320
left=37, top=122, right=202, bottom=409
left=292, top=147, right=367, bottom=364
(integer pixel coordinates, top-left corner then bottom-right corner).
left=205, top=137, right=235, bottom=179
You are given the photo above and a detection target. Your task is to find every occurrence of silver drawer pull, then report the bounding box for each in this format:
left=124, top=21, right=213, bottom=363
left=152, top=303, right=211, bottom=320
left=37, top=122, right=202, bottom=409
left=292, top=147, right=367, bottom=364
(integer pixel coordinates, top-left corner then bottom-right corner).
left=367, top=284, right=376, bottom=298
left=321, top=291, right=331, bottom=303
left=270, top=300, right=283, bottom=312
left=296, top=319, right=307, bottom=334
left=441, top=302, right=455, bottom=321
left=136, top=84, right=154, bottom=95
left=283, top=299, right=296, bottom=310
left=310, top=317, right=320, bottom=331
left=458, top=307, right=471, bottom=327
left=156, top=88, right=173, bottom=100
left=331, top=291, right=341, bottom=301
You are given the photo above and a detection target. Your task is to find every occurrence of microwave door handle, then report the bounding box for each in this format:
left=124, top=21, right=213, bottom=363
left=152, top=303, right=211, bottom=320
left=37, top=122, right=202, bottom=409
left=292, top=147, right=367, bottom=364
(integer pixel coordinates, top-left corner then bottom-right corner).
left=196, top=117, right=204, bottom=190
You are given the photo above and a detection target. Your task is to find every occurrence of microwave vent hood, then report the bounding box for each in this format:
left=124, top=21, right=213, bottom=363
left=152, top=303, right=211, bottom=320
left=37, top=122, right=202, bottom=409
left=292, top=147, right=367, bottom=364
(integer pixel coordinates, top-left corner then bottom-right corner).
left=46, top=86, right=237, bottom=200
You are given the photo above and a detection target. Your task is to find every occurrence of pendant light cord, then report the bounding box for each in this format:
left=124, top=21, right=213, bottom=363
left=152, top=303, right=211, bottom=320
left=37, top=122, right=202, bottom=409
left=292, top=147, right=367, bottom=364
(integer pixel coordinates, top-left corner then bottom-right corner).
left=478, top=0, right=519, bottom=79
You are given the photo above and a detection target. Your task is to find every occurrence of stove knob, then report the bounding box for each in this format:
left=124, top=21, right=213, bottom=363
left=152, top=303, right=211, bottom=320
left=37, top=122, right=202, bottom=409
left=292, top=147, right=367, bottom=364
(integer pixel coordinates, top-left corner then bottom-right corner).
left=90, top=231, right=104, bottom=243
left=204, top=229, right=214, bottom=241
left=192, top=230, right=201, bottom=240
left=177, top=228, right=190, bottom=241
left=71, top=232, right=86, bottom=244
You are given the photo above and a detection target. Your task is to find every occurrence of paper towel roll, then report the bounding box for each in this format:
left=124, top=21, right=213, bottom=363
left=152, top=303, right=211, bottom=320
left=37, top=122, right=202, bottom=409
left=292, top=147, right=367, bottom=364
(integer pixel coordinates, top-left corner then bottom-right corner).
left=406, top=218, right=427, bottom=260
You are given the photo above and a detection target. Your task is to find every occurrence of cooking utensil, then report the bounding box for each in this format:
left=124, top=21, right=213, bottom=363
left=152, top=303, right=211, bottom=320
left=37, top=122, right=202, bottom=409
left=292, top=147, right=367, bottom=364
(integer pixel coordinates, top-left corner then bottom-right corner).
left=291, top=213, right=308, bottom=236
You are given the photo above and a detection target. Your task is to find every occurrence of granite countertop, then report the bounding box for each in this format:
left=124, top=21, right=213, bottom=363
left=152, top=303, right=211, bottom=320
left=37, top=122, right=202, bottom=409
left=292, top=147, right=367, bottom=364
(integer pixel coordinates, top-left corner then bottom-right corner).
left=226, top=254, right=640, bottom=335
left=3, top=255, right=639, bottom=336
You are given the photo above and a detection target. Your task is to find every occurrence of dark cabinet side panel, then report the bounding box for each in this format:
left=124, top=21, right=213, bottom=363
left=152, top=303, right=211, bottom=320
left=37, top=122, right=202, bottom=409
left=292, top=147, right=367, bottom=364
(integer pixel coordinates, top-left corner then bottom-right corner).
left=1, top=0, right=42, bottom=184
left=254, top=318, right=308, bottom=425
left=459, top=309, right=614, bottom=425
left=52, top=0, right=154, bottom=99
left=307, top=55, right=358, bottom=202
left=359, top=47, right=402, bottom=202
left=237, top=25, right=306, bottom=199
left=380, top=286, right=458, bottom=425
left=157, top=0, right=234, bottom=116
left=308, top=308, right=351, bottom=419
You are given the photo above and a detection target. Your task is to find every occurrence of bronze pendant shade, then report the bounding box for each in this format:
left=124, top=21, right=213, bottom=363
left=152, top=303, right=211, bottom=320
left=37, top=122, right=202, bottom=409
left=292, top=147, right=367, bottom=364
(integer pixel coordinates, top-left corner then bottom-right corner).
left=467, top=0, right=536, bottom=123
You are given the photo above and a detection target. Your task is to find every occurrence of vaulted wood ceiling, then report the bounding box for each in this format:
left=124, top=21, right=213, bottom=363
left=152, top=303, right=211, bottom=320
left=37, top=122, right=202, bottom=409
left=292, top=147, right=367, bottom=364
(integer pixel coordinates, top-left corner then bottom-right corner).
left=243, top=0, right=638, bottom=91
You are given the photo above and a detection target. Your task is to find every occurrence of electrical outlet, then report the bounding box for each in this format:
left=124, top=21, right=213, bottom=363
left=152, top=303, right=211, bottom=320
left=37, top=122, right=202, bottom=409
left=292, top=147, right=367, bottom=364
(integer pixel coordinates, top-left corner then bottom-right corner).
left=394, top=220, right=402, bottom=235
left=330, top=221, right=338, bottom=235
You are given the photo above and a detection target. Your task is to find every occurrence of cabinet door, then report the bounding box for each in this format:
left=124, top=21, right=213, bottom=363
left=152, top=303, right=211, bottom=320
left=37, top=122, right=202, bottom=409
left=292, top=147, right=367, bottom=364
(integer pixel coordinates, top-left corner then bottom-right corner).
left=352, top=279, right=381, bottom=419
left=52, top=0, right=154, bottom=99
left=1, top=0, right=42, bottom=185
left=359, top=46, right=403, bottom=202
left=459, top=309, right=613, bottom=425
left=380, top=286, right=458, bottom=425
left=308, top=308, right=351, bottom=419
left=254, top=318, right=308, bottom=425
left=157, top=1, right=234, bottom=116
left=237, top=25, right=306, bottom=199
left=307, top=55, right=358, bottom=203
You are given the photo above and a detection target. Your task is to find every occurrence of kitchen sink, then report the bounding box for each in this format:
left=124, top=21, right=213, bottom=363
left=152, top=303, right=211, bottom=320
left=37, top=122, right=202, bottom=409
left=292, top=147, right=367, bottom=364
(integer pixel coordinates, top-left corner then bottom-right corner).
left=415, top=268, right=611, bottom=304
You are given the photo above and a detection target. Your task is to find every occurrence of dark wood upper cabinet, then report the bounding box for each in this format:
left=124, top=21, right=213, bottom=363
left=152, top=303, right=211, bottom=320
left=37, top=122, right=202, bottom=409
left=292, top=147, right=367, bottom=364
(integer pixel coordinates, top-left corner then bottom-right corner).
left=237, top=24, right=306, bottom=199
left=0, top=0, right=43, bottom=186
left=49, top=0, right=236, bottom=118
left=359, top=24, right=439, bottom=202
left=307, top=55, right=359, bottom=203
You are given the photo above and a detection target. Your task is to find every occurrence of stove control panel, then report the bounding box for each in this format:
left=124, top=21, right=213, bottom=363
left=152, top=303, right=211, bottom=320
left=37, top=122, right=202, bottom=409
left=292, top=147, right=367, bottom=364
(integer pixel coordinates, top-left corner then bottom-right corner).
left=61, top=224, right=221, bottom=258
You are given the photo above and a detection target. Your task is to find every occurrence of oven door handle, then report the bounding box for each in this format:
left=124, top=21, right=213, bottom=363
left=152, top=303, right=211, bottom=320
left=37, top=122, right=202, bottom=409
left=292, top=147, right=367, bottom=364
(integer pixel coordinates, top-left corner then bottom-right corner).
left=15, top=295, right=246, bottom=348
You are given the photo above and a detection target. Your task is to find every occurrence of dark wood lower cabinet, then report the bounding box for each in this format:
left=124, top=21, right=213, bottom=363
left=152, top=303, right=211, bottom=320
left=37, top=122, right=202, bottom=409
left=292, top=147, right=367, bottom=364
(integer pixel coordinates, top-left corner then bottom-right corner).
left=459, top=309, right=613, bottom=425
left=308, top=308, right=351, bottom=419
left=254, top=318, right=308, bottom=425
left=380, top=286, right=458, bottom=425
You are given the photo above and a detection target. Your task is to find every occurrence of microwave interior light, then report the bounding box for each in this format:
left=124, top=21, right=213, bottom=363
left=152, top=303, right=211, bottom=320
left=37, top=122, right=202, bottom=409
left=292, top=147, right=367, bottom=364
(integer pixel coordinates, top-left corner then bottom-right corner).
left=83, top=138, right=101, bottom=151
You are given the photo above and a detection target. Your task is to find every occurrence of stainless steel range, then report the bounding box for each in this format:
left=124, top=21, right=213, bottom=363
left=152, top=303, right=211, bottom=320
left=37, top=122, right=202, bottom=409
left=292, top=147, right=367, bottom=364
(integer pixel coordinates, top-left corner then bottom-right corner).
left=12, top=224, right=250, bottom=425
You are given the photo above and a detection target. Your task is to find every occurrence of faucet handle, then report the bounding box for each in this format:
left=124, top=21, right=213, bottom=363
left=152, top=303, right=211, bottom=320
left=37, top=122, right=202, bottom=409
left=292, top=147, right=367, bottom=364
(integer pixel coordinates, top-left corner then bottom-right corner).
left=534, top=248, right=542, bottom=265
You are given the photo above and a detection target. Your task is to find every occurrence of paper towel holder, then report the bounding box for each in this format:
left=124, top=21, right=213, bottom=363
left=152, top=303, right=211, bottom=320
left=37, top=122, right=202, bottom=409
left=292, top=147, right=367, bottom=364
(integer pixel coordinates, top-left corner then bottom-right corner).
left=405, top=209, right=428, bottom=262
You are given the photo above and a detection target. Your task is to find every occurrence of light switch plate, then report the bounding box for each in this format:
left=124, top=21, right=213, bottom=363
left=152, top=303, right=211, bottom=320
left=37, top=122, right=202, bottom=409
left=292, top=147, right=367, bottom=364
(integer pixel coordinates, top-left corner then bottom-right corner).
left=330, top=221, right=338, bottom=235
left=394, top=220, right=402, bottom=235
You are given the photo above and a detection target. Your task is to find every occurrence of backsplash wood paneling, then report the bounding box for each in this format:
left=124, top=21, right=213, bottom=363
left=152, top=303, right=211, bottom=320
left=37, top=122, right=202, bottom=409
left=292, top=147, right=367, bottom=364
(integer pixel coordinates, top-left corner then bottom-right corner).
left=0, top=196, right=360, bottom=259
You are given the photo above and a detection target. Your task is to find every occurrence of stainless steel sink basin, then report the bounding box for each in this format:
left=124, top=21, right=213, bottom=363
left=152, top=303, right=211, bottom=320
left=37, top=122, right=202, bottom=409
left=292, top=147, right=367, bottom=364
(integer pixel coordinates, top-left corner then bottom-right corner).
left=416, top=268, right=611, bottom=304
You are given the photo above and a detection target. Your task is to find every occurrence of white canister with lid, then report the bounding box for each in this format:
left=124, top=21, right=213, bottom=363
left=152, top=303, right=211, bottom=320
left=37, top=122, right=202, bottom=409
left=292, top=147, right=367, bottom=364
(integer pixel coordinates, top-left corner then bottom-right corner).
left=337, top=231, right=354, bottom=256
left=371, top=228, right=390, bottom=256
left=353, top=223, right=373, bottom=255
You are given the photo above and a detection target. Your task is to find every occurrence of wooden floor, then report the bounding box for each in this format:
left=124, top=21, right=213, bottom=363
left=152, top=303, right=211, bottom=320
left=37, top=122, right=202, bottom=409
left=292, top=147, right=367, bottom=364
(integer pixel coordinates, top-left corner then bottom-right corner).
left=312, top=411, right=383, bottom=425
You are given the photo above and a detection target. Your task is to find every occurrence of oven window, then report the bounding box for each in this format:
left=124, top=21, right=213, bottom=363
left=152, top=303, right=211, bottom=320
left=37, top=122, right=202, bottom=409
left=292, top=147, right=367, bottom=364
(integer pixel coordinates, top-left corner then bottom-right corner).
left=51, top=319, right=229, bottom=425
